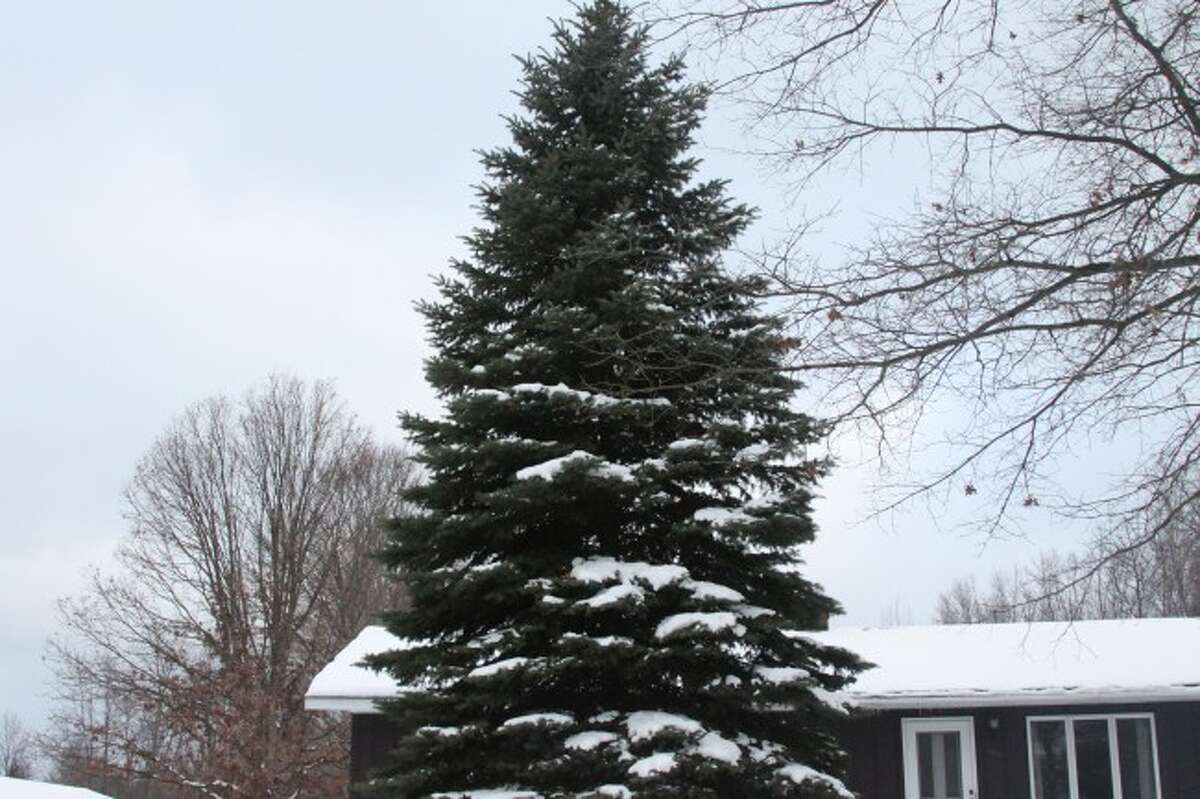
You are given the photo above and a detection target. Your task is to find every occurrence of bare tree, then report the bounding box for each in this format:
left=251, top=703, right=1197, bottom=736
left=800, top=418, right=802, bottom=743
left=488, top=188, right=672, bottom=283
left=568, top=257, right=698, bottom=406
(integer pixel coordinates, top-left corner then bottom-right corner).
left=877, top=596, right=915, bottom=627
left=658, top=1, right=1200, bottom=568
left=935, top=497, right=1200, bottom=623
left=935, top=554, right=1097, bottom=624
left=1, top=713, right=34, bottom=779
left=935, top=576, right=991, bottom=625
left=45, top=376, right=417, bottom=799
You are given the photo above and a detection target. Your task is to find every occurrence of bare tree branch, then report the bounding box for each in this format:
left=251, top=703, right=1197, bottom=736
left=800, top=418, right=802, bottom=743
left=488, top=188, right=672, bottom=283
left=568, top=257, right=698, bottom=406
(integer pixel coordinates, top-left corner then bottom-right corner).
left=655, top=0, right=1200, bottom=546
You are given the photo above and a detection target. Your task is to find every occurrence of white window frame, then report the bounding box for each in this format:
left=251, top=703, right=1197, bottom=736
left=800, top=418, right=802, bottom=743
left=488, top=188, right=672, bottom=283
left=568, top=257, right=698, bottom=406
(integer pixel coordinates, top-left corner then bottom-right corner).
left=1025, top=713, right=1163, bottom=799
left=901, top=716, right=979, bottom=799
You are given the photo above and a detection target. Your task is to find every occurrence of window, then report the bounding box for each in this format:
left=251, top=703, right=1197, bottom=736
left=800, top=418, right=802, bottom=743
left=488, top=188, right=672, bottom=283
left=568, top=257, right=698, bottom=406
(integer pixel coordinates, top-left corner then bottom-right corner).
left=1027, top=714, right=1161, bottom=799
left=902, top=718, right=978, bottom=799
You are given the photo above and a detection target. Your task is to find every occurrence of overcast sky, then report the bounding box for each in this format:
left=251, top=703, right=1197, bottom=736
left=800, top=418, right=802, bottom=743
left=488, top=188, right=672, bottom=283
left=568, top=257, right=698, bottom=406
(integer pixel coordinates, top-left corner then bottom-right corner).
left=0, top=1, right=1086, bottom=731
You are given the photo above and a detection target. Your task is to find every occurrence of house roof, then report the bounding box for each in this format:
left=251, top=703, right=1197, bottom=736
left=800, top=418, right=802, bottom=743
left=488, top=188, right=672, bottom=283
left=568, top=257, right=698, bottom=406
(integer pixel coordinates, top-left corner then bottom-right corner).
left=0, top=777, right=113, bottom=798
left=305, top=625, right=416, bottom=712
left=305, top=618, right=1200, bottom=712
left=811, top=618, right=1200, bottom=708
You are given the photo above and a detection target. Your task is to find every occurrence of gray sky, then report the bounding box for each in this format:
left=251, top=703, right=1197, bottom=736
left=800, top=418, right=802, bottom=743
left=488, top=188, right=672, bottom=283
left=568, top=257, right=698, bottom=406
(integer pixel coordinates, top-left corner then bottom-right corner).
left=0, top=1, right=1080, bottom=731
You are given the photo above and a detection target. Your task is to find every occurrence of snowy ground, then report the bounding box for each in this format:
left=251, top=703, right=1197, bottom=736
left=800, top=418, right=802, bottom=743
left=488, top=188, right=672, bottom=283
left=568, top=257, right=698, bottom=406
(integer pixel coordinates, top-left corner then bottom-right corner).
left=0, top=776, right=111, bottom=799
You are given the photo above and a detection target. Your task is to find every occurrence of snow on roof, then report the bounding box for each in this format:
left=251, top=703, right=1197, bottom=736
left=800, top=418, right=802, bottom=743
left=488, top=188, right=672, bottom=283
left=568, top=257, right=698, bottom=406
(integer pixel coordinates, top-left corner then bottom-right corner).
left=0, top=777, right=113, bottom=799
left=304, top=625, right=416, bottom=712
left=810, top=618, right=1200, bottom=708
left=306, top=619, right=1200, bottom=713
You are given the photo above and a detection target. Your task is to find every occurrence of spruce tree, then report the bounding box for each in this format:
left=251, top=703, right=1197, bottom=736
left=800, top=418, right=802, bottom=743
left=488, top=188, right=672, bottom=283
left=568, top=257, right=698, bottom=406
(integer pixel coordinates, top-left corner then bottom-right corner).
left=372, top=3, right=863, bottom=797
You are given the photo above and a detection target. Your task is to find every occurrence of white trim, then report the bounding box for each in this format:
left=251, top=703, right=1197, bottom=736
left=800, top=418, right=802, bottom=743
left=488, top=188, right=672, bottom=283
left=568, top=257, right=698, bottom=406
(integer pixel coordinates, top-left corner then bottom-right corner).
left=1064, top=717, right=1078, bottom=799
left=1107, top=717, right=1123, bottom=799
left=1025, top=719, right=1043, bottom=799
left=312, top=686, right=1200, bottom=714
left=310, top=682, right=1200, bottom=715
left=304, top=696, right=385, bottom=713
left=848, top=686, right=1200, bottom=710
left=1025, top=713, right=1162, bottom=799
left=1148, top=710, right=1165, bottom=799
left=901, top=717, right=978, bottom=799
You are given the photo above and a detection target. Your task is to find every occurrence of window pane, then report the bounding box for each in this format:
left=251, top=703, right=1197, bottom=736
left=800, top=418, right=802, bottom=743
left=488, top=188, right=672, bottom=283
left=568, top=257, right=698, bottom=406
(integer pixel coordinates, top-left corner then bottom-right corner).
left=1074, top=719, right=1114, bottom=799
left=919, top=732, right=934, bottom=797
left=944, top=732, right=962, bottom=797
left=1031, top=721, right=1070, bottom=799
left=1117, top=718, right=1159, bottom=799
left=915, top=731, right=964, bottom=799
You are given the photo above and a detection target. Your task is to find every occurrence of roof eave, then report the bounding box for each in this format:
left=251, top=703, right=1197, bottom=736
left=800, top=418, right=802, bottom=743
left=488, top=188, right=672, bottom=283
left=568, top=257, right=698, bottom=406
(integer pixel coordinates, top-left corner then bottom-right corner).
left=851, top=685, right=1200, bottom=710
left=304, top=696, right=385, bottom=713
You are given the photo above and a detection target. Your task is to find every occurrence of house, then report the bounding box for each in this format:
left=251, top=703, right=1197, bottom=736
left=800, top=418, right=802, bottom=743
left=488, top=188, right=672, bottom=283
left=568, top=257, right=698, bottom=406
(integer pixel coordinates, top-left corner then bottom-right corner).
left=0, top=776, right=114, bottom=798
left=815, top=620, right=1200, bottom=799
left=306, top=618, right=1200, bottom=798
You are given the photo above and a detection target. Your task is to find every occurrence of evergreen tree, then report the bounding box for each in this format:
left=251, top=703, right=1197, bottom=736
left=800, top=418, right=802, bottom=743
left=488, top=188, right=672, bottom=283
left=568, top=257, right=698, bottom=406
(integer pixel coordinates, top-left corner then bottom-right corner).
left=372, top=3, right=863, bottom=796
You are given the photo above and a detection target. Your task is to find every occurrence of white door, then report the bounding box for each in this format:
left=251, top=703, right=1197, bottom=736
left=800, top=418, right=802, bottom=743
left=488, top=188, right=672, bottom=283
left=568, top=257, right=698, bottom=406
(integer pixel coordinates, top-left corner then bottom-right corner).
left=902, top=717, right=980, bottom=799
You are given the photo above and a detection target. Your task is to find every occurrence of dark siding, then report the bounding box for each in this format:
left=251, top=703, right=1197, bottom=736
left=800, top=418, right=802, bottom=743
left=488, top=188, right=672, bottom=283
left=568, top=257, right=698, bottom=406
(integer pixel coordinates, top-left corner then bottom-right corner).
left=873, top=714, right=903, bottom=796
left=346, top=701, right=1199, bottom=798
left=1155, top=703, right=1200, bottom=799
left=840, top=702, right=1200, bottom=799
left=350, top=713, right=405, bottom=786
left=976, top=710, right=1012, bottom=799
left=839, top=710, right=896, bottom=796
